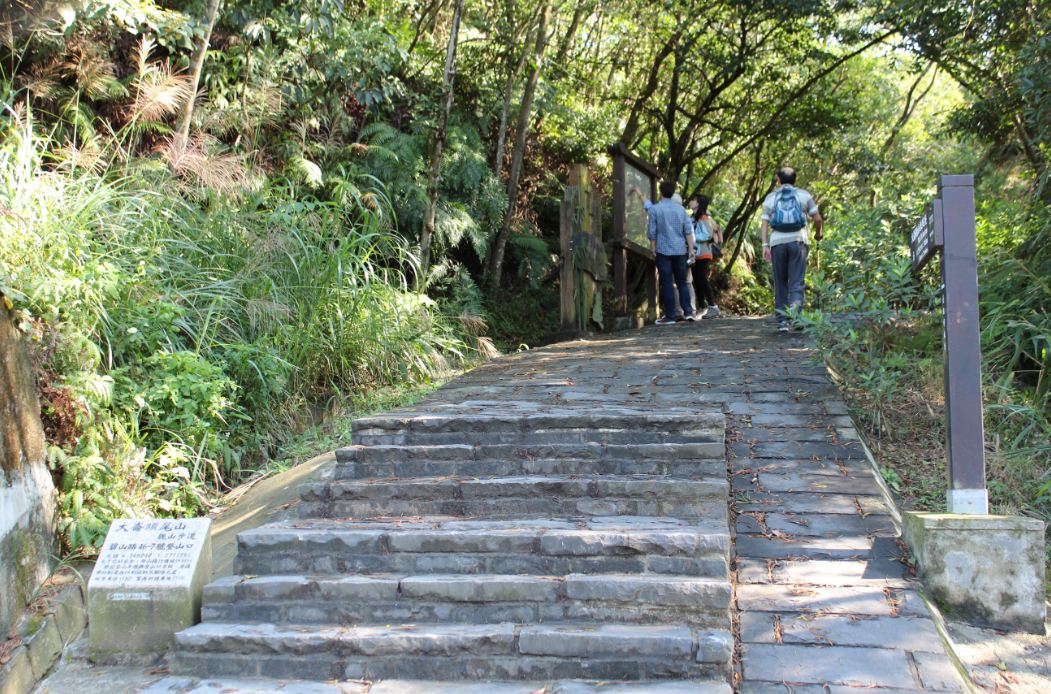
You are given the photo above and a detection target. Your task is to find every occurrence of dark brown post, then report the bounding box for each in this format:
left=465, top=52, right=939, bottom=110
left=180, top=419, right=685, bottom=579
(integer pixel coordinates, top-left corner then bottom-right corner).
left=559, top=190, right=576, bottom=330
left=612, top=152, right=628, bottom=315
left=939, top=174, right=988, bottom=514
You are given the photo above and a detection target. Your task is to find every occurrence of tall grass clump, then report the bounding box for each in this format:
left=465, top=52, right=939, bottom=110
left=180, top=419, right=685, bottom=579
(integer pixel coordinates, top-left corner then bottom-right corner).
left=0, top=108, right=475, bottom=552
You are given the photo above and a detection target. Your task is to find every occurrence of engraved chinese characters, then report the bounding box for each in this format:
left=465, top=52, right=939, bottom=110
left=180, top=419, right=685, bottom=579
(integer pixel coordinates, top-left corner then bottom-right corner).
left=91, top=519, right=208, bottom=587
left=87, top=517, right=212, bottom=660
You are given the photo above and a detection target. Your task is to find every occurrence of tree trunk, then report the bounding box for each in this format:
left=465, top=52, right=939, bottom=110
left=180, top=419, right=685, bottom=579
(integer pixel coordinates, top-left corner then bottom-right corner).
left=621, top=30, right=681, bottom=147
left=494, top=37, right=531, bottom=174
left=494, top=1, right=545, bottom=174
left=419, top=0, right=465, bottom=290
left=553, top=1, right=587, bottom=68
left=486, top=0, right=551, bottom=288
left=696, top=28, right=897, bottom=192
left=175, top=0, right=222, bottom=144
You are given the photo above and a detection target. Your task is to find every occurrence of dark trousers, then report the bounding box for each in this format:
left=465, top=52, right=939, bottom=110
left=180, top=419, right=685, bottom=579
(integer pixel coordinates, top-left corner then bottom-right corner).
left=656, top=253, right=692, bottom=320
left=771, top=241, right=808, bottom=322
left=692, top=259, right=716, bottom=310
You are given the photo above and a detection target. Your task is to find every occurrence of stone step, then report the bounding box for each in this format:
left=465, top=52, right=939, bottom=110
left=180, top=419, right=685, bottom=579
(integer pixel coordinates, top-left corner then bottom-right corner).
left=333, top=456, right=726, bottom=481
left=234, top=517, right=730, bottom=578
left=201, top=573, right=731, bottom=628
left=335, top=442, right=725, bottom=464
left=297, top=475, right=728, bottom=520
left=171, top=622, right=732, bottom=681
left=352, top=411, right=723, bottom=436
left=144, top=676, right=732, bottom=694
left=352, top=431, right=725, bottom=449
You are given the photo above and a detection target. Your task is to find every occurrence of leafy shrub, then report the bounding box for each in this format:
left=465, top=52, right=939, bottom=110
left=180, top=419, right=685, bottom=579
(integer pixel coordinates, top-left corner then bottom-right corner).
left=0, top=112, right=477, bottom=552
left=719, top=255, right=772, bottom=315
left=112, top=351, right=242, bottom=474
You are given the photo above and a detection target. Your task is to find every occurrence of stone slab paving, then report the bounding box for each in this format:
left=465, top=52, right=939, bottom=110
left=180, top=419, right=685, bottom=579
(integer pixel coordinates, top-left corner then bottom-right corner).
left=141, top=677, right=731, bottom=693
left=341, top=317, right=966, bottom=691
left=711, top=326, right=967, bottom=692
left=480, top=319, right=964, bottom=689
left=34, top=317, right=975, bottom=693
left=171, top=336, right=738, bottom=685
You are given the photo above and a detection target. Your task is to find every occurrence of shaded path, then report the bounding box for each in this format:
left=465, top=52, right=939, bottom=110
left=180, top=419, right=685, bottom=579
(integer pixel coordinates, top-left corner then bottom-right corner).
left=50, top=318, right=967, bottom=693
left=442, top=317, right=965, bottom=690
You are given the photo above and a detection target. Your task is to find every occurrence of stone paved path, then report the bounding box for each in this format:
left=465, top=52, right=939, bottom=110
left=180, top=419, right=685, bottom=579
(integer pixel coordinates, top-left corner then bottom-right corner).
left=158, top=318, right=966, bottom=692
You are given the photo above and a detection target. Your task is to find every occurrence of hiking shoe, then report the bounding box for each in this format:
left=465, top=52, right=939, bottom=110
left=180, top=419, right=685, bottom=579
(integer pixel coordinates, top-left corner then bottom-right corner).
left=703, top=306, right=720, bottom=319
left=655, top=316, right=677, bottom=326
left=685, top=312, right=699, bottom=322
left=777, top=323, right=791, bottom=333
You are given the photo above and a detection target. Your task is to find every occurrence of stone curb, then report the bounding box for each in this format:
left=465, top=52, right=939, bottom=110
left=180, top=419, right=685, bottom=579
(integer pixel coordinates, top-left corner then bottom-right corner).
left=0, top=571, right=89, bottom=694
left=850, top=422, right=979, bottom=694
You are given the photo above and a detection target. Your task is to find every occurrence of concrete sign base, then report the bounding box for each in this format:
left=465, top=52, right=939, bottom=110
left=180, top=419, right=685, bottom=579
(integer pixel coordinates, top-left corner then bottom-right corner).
left=88, top=518, right=211, bottom=662
left=903, top=512, right=1046, bottom=634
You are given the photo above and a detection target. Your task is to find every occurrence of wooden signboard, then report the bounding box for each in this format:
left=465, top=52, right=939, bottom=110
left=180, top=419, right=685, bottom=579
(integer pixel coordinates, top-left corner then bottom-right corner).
left=909, top=202, right=942, bottom=273
left=610, top=143, right=659, bottom=326
left=560, top=165, right=606, bottom=332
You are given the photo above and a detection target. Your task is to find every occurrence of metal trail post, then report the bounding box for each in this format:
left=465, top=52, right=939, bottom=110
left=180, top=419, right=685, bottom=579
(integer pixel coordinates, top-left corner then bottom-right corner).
left=939, top=174, right=988, bottom=514
left=909, top=175, right=988, bottom=514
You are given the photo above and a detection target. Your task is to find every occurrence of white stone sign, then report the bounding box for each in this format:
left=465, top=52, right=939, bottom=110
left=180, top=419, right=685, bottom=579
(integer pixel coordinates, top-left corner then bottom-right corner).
left=88, top=518, right=211, bottom=661
left=91, top=518, right=208, bottom=587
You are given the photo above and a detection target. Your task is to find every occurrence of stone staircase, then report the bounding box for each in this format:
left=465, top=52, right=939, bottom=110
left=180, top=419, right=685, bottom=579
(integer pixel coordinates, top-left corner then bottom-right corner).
left=171, top=406, right=732, bottom=688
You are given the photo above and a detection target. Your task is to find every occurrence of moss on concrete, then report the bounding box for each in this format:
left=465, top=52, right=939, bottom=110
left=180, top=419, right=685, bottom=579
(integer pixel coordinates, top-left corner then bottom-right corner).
left=904, top=512, right=1046, bottom=634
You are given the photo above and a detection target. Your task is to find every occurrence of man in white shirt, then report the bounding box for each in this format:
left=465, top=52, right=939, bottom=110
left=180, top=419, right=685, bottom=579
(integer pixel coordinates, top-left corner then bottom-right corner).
left=760, top=167, right=823, bottom=332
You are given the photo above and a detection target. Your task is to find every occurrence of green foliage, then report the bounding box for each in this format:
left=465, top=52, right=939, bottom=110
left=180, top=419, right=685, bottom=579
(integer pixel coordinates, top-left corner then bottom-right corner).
left=4, top=0, right=1049, bottom=566
left=976, top=200, right=1051, bottom=408
left=485, top=284, right=561, bottom=353
left=887, top=0, right=1050, bottom=199
left=719, top=254, right=772, bottom=316
left=0, top=111, right=476, bottom=552
left=112, top=351, right=241, bottom=472
left=880, top=465, right=903, bottom=492
left=508, top=234, right=555, bottom=287
left=798, top=191, right=1051, bottom=536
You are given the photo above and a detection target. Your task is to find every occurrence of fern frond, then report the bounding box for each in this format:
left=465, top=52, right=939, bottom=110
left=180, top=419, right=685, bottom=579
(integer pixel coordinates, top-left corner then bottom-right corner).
left=435, top=202, right=475, bottom=249
left=20, top=61, right=64, bottom=100
left=63, top=43, right=125, bottom=101
left=288, top=156, right=323, bottom=188
left=60, top=97, right=98, bottom=142
left=362, top=143, right=400, bottom=167
left=359, top=121, right=398, bottom=145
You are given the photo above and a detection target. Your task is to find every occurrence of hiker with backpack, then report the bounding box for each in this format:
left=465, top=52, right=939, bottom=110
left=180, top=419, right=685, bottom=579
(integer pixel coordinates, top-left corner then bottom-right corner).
left=760, top=166, right=823, bottom=332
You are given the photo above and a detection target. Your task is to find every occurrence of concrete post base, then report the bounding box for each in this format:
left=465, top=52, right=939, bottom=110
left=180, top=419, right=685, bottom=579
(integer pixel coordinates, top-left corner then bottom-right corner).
left=903, top=512, right=1046, bottom=634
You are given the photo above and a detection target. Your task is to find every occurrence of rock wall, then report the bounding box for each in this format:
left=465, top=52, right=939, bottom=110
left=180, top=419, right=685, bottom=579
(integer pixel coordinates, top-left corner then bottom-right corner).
left=1, top=303, right=56, bottom=634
